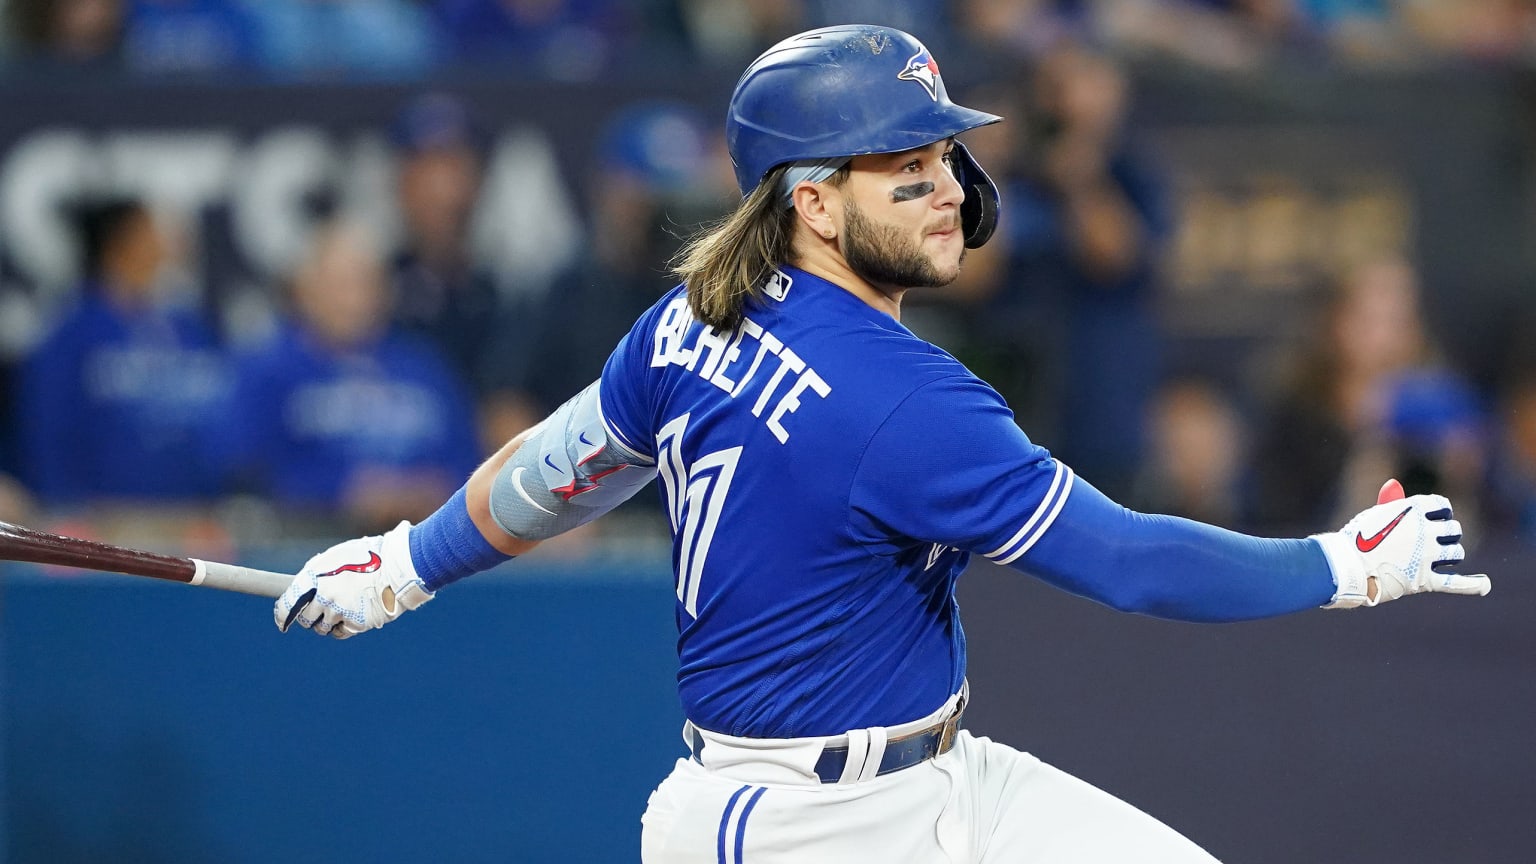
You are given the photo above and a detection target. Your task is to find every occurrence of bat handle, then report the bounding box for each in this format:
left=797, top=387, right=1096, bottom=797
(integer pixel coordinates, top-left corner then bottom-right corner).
left=192, top=560, right=295, bottom=598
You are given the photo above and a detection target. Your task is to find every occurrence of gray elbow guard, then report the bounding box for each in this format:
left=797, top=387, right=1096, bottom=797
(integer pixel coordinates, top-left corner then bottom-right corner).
left=488, top=381, right=657, bottom=540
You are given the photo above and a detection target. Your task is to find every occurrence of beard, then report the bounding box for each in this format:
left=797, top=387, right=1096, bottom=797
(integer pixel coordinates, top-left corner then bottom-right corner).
left=841, top=200, right=963, bottom=290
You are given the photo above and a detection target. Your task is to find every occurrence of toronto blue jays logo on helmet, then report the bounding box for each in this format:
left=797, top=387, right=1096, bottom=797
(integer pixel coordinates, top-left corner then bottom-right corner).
left=897, top=48, right=941, bottom=101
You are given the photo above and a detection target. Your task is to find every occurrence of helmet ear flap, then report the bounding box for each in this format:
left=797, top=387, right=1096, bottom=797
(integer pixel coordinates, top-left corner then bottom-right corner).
left=953, top=141, right=999, bottom=249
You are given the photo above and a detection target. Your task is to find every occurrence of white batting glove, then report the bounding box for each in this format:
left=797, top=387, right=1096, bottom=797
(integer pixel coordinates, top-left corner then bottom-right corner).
left=1313, top=479, right=1490, bottom=609
left=274, top=521, right=434, bottom=638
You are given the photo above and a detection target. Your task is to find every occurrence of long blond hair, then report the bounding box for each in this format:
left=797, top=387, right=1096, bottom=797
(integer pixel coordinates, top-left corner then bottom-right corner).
left=675, top=164, right=856, bottom=329
left=670, top=166, right=797, bottom=331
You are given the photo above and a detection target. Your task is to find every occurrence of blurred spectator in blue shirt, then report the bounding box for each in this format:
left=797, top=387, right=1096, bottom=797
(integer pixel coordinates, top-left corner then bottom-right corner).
left=121, top=0, right=260, bottom=74
left=242, top=0, right=440, bottom=78
left=18, top=198, right=231, bottom=508
left=432, top=0, right=624, bottom=80
left=385, top=92, right=546, bottom=451
left=226, top=219, right=479, bottom=532
left=1383, top=368, right=1486, bottom=502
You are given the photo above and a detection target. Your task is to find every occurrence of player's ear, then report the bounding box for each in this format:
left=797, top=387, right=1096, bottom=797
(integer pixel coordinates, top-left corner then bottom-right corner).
left=792, top=182, right=839, bottom=242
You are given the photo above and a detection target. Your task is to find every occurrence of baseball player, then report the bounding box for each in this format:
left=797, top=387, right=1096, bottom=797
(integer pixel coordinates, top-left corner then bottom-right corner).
left=274, top=25, right=1491, bottom=863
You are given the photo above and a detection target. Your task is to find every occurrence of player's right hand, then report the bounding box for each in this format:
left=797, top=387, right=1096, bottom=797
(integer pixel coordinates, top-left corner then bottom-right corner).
left=274, top=521, right=434, bottom=638
left=1312, top=479, right=1490, bottom=609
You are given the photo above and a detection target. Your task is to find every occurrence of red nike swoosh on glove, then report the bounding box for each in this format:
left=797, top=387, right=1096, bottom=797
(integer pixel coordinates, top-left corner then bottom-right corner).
left=1356, top=506, right=1413, bottom=553
left=319, top=552, right=382, bottom=577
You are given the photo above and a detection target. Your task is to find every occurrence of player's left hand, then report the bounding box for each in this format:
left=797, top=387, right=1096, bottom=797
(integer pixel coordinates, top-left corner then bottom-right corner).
left=1313, top=479, right=1490, bottom=609
left=274, top=521, right=434, bottom=638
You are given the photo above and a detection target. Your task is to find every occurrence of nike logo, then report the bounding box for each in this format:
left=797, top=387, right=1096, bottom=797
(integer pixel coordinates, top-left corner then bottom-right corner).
left=1356, top=506, right=1413, bottom=553
left=511, top=466, right=556, bottom=515
left=319, top=552, right=382, bottom=577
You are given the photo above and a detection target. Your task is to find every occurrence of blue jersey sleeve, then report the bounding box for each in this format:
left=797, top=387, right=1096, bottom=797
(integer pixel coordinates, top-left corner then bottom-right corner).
left=850, top=375, right=1337, bottom=621
left=1022, top=479, right=1336, bottom=620
left=598, top=290, right=683, bottom=459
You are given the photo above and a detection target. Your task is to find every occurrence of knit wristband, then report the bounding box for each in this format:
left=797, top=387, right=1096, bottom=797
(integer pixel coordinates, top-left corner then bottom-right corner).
left=408, top=486, right=513, bottom=591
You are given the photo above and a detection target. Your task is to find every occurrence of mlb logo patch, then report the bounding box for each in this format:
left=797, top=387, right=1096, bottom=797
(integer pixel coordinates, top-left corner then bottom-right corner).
left=764, top=269, right=793, bottom=301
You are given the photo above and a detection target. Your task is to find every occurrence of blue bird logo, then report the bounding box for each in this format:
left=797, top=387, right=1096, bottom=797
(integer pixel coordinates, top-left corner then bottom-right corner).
left=897, top=49, right=941, bottom=101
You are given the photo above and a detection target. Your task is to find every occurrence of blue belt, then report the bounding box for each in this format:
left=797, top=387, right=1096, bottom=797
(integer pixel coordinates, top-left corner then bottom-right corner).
left=687, top=700, right=965, bottom=784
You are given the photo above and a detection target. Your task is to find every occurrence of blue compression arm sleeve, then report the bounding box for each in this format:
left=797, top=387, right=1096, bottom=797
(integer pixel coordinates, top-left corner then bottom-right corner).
left=1018, top=477, right=1337, bottom=622
left=408, top=486, right=512, bottom=591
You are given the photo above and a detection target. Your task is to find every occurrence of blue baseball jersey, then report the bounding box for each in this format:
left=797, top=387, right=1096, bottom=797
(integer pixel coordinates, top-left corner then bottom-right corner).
left=599, top=267, right=1337, bottom=740
left=599, top=268, right=1083, bottom=738
left=19, top=289, right=231, bottom=505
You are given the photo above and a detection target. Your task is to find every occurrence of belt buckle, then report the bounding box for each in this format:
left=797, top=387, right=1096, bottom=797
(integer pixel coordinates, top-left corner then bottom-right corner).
left=937, top=715, right=957, bottom=755
left=937, top=700, right=965, bottom=755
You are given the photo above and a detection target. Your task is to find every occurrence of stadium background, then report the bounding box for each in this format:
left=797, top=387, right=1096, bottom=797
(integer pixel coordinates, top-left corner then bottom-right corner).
left=2, top=3, right=1535, bottom=862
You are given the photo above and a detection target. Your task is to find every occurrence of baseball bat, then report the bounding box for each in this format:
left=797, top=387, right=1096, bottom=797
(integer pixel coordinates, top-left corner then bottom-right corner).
left=0, top=520, right=292, bottom=598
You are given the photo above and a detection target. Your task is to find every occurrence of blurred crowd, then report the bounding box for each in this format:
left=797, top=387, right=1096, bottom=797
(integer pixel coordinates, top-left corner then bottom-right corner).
left=898, top=38, right=1536, bottom=554
left=2, top=1, right=1536, bottom=561
left=0, top=87, right=739, bottom=551
left=4, top=0, right=1536, bottom=80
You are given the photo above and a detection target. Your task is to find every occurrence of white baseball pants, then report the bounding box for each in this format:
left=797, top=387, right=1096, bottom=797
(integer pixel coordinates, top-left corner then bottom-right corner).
left=641, top=726, right=1219, bottom=864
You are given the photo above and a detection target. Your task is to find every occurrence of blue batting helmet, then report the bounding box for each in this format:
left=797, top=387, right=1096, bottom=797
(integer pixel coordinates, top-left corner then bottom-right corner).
left=726, top=25, right=1003, bottom=247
